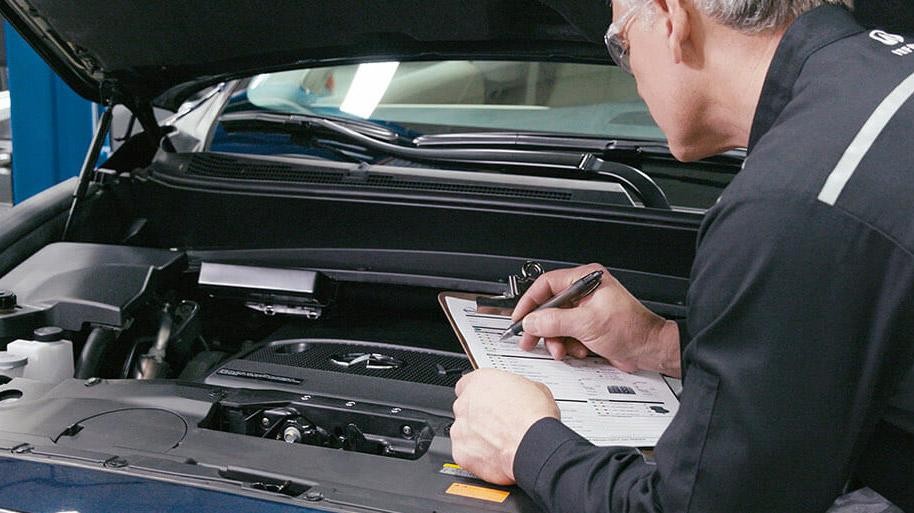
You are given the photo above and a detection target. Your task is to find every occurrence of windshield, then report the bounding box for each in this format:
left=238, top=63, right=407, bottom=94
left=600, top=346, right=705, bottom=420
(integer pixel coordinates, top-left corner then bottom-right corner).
left=225, top=60, right=664, bottom=140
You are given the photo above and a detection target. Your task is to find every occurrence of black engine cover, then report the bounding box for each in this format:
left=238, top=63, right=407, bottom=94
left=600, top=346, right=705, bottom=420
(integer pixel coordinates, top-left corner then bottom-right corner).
left=206, top=338, right=471, bottom=418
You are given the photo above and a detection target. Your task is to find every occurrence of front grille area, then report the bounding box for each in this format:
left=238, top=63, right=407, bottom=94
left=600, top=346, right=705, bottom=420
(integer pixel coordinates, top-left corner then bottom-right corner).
left=244, top=339, right=471, bottom=387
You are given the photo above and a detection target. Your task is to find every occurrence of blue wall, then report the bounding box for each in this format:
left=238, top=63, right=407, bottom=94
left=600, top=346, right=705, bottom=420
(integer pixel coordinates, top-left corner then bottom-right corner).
left=4, top=21, right=95, bottom=203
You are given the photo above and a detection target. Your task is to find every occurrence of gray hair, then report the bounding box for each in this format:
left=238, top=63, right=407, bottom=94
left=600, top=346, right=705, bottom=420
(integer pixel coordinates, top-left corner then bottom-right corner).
left=695, top=0, right=854, bottom=32
left=620, top=0, right=854, bottom=33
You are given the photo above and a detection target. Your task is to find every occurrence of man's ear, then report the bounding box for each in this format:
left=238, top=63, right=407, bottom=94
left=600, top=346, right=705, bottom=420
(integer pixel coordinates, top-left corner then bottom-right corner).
left=652, top=0, right=692, bottom=64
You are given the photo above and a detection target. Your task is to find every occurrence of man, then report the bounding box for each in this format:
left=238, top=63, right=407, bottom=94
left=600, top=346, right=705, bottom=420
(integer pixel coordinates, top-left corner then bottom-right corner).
left=450, top=0, right=914, bottom=511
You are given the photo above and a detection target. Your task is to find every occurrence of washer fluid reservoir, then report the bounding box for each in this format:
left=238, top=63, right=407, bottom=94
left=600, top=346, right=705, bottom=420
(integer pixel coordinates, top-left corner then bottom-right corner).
left=7, top=326, right=74, bottom=383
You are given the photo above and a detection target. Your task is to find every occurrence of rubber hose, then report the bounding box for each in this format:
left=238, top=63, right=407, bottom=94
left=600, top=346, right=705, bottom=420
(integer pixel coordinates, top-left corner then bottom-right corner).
left=75, top=327, right=118, bottom=379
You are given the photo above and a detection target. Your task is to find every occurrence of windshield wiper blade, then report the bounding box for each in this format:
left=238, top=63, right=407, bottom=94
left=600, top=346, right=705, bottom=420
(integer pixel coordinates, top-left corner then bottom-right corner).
left=220, top=112, right=588, bottom=168
left=220, top=111, right=404, bottom=143
left=412, top=132, right=611, bottom=152
left=414, top=131, right=669, bottom=152
left=414, top=131, right=746, bottom=166
left=219, top=112, right=673, bottom=209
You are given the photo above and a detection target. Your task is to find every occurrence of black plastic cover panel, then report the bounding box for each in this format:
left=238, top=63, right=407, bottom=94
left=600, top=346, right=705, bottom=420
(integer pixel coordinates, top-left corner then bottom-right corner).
left=0, top=243, right=186, bottom=336
left=0, top=377, right=541, bottom=513
left=208, top=339, right=469, bottom=419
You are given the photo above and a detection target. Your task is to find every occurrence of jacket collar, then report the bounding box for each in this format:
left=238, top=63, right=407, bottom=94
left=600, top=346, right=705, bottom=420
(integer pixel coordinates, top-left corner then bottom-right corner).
left=748, top=5, right=864, bottom=151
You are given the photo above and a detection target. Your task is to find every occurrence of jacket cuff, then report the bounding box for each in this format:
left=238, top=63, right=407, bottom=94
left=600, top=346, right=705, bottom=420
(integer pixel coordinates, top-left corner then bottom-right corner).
left=675, top=318, right=689, bottom=379
left=513, top=417, right=587, bottom=492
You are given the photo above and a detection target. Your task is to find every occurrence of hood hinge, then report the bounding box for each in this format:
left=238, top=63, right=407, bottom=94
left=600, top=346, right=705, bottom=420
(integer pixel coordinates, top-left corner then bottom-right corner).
left=101, top=80, right=171, bottom=150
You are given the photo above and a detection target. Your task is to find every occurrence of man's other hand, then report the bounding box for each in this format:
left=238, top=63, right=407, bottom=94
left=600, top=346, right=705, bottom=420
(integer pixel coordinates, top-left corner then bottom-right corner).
left=451, top=369, right=560, bottom=485
left=513, top=263, right=681, bottom=376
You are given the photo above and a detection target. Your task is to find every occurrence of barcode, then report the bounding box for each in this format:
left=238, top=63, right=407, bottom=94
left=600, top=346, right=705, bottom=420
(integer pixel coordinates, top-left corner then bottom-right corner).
left=607, top=385, right=635, bottom=395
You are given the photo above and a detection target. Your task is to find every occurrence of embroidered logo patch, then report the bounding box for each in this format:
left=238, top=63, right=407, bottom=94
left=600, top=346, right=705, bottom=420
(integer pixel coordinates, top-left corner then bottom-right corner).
left=870, top=30, right=905, bottom=46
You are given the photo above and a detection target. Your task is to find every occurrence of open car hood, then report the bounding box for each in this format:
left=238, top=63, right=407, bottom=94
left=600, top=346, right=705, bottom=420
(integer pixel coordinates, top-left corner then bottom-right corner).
left=0, top=0, right=613, bottom=111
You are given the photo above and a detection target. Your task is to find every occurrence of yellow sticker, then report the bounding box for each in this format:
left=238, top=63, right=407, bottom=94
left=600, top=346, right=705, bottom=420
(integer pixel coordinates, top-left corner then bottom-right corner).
left=445, top=482, right=510, bottom=503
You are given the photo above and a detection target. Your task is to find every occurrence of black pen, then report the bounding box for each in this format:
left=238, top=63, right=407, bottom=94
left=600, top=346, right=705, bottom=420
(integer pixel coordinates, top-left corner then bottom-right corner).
left=498, top=270, right=604, bottom=342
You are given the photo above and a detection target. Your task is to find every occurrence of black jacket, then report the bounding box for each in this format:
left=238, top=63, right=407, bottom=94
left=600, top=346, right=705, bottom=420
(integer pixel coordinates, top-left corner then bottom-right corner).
left=513, top=6, right=914, bottom=512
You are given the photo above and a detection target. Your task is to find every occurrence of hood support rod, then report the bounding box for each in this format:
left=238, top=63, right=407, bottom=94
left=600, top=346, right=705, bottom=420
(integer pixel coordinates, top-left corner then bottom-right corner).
left=62, top=101, right=114, bottom=241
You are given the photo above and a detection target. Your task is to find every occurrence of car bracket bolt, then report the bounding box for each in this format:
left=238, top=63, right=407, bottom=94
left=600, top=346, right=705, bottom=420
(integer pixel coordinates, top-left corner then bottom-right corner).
left=283, top=426, right=302, bottom=444
left=401, top=425, right=414, bottom=438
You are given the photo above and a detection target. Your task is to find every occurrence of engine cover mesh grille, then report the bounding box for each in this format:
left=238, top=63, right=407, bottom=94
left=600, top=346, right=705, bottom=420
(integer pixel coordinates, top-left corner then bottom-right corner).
left=243, top=339, right=471, bottom=387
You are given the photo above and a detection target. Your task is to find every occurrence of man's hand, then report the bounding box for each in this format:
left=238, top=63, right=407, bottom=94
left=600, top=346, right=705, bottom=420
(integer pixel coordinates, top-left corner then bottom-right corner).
left=514, top=263, right=681, bottom=376
left=451, top=369, right=560, bottom=485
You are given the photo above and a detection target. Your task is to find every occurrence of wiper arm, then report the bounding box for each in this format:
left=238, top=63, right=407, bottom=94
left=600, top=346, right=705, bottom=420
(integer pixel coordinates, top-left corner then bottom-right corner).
left=414, top=131, right=671, bottom=153
left=220, top=112, right=672, bottom=208
left=220, top=111, right=403, bottom=143
left=412, top=132, right=611, bottom=152
left=414, top=131, right=746, bottom=167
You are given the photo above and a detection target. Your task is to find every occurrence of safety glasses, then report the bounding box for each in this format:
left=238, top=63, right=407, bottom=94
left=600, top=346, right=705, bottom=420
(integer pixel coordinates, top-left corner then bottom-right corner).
left=604, top=1, right=650, bottom=75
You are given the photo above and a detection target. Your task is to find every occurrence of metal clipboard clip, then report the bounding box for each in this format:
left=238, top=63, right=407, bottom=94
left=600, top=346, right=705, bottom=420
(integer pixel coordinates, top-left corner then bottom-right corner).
left=476, top=261, right=544, bottom=312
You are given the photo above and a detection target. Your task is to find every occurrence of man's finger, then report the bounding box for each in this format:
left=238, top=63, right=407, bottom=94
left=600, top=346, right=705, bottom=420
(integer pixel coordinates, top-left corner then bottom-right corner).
left=512, top=273, right=563, bottom=322
left=544, top=337, right=567, bottom=360
left=449, top=419, right=464, bottom=440
left=511, top=264, right=604, bottom=322
left=455, top=371, right=475, bottom=397
left=522, top=305, right=589, bottom=339
left=453, top=395, right=467, bottom=418
left=518, top=333, right=540, bottom=351
left=449, top=420, right=467, bottom=464
left=565, top=338, right=589, bottom=358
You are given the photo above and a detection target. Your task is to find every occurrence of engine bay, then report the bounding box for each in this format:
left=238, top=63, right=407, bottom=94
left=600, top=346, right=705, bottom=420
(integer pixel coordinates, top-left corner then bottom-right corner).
left=0, top=241, right=685, bottom=512
left=0, top=242, right=469, bottom=434
left=0, top=242, right=545, bottom=512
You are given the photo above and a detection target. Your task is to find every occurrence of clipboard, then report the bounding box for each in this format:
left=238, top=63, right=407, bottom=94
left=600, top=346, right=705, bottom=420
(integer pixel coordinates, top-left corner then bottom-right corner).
left=437, top=291, right=509, bottom=369
left=437, top=291, right=681, bottom=448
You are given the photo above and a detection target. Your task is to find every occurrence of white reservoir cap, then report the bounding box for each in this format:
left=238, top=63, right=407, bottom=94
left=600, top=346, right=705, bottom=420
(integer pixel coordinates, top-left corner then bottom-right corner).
left=0, top=352, right=27, bottom=370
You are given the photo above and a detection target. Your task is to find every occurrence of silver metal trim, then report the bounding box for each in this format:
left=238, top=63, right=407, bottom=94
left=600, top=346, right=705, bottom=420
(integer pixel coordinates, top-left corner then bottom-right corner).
left=330, top=352, right=405, bottom=370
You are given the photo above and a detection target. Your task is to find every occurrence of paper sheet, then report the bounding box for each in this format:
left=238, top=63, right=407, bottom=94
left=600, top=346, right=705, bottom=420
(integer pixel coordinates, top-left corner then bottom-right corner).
left=445, top=296, right=679, bottom=447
